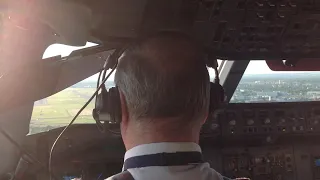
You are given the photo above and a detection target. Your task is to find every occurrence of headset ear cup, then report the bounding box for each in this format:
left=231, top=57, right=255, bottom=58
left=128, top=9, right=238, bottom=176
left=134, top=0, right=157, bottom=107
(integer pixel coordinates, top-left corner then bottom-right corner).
left=209, top=82, right=225, bottom=114
left=93, top=85, right=107, bottom=122
left=108, top=87, right=122, bottom=124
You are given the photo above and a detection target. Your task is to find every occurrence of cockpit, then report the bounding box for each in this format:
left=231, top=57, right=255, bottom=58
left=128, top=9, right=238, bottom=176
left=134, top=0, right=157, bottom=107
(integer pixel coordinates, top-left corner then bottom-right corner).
left=2, top=0, right=320, bottom=180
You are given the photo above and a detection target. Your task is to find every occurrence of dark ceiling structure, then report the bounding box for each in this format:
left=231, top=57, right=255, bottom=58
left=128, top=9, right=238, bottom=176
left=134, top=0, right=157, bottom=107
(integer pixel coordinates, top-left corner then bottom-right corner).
left=3, top=0, right=320, bottom=60
left=68, top=0, right=320, bottom=59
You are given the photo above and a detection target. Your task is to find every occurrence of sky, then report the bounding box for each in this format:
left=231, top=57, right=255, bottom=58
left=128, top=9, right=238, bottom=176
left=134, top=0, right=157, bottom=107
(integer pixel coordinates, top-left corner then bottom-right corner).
left=43, top=43, right=309, bottom=81
left=43, top=42, right=98, bottom=59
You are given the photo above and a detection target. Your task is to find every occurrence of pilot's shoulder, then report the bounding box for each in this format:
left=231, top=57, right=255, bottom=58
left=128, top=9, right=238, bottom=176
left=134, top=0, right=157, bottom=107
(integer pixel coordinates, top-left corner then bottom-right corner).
left=208, top=169, right=225, bottom=180
left=105, top=171, right=134, bottom=180
left=200, top=163, right=224, bottom=180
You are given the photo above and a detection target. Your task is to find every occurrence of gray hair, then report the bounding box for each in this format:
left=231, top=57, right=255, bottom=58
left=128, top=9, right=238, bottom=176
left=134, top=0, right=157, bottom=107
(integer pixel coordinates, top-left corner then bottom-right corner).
left=114, top=31, right=210, bottom=125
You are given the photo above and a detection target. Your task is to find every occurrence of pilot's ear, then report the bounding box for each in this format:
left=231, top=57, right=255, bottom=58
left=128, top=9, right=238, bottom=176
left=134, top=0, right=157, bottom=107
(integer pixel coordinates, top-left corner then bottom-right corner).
left=119, top=89, right=129, bottom=125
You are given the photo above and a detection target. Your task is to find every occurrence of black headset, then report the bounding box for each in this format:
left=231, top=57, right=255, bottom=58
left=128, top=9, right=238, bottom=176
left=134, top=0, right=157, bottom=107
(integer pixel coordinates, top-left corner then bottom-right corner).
left=92, top=51, right=225, bottom=130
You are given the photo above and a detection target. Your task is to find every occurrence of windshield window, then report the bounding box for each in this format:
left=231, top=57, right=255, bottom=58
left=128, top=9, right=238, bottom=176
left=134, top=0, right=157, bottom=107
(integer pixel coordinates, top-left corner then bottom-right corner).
left=29, top=47, right=222, bottom=134
left=29, top=42, right=107, bottom=134
left=30, top=75, right=115, bottom=134
left=230, top=61, right=320, bottom=103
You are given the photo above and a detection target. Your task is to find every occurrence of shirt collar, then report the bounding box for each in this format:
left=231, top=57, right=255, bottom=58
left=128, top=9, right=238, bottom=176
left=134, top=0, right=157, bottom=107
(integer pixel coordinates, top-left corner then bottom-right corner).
left=124, top=142, right=202, bottom=162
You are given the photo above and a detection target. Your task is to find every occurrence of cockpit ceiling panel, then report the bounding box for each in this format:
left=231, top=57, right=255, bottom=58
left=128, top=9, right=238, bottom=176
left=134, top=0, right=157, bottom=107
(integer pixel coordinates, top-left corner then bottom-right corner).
left=3, top=0, right=320, bottom=59
left=82, top=0, right=320, bottom=60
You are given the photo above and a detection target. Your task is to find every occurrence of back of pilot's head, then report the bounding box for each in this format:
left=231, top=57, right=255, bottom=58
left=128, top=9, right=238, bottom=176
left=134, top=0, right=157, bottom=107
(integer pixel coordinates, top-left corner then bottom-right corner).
left=115, top=31, right=210, bottom=128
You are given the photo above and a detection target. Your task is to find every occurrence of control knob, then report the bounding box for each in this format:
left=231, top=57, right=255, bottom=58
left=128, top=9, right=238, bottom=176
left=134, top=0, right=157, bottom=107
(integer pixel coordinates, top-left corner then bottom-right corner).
left=247, top=119, right=254, bottom=125
left=264, top=118, right=271, bottom=124
left=210, top=123, right=219, bottom=131
left=279, top=118, right=286, bottom=124
left=229, top=120, right=236, bottom=126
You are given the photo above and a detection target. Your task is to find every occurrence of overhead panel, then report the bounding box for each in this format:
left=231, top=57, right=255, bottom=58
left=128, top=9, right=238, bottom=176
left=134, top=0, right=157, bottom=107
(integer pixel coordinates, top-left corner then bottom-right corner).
left=193, top=0, right=320, bottom=59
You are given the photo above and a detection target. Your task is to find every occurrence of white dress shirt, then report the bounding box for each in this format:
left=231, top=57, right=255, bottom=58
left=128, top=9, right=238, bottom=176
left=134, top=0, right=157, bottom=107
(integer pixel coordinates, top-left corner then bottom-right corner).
left=108, top=142, right=225, bottom=180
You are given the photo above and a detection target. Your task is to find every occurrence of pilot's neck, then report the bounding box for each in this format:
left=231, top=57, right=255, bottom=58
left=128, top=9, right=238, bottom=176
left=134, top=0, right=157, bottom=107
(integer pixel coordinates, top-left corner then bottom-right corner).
left=122, top=124, right=200, bottom=151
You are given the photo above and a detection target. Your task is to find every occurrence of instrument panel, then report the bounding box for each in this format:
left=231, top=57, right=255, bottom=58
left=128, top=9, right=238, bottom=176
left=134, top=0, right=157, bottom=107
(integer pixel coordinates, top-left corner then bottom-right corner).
left=222, top=146, right=295, bottom=180
left=200, top=102, right=320, bottom=180
left=217, top=145, right=320, bottom=180
left=202, top=102, right=320, bottom=138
